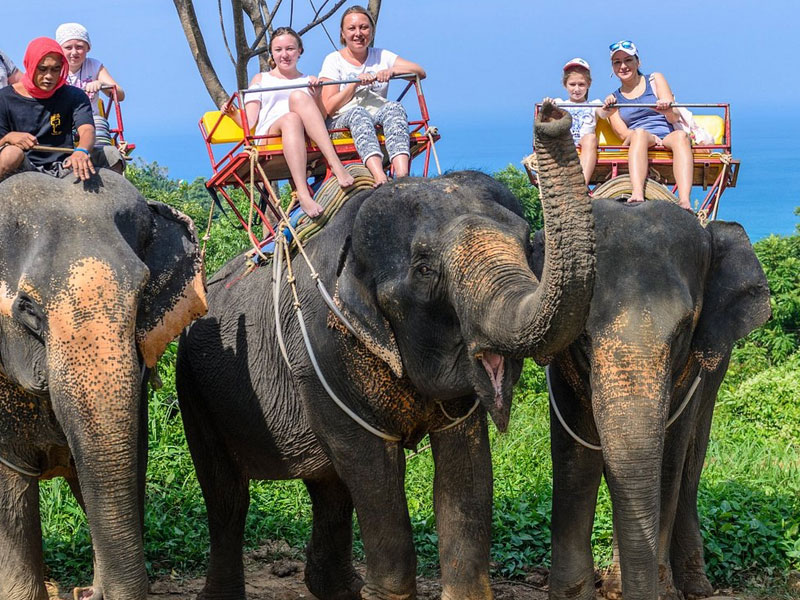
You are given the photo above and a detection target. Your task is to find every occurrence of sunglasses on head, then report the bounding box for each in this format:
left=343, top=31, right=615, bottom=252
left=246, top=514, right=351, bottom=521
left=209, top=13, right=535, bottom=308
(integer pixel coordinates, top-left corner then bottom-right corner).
left=609, top=40, right=635, bottom=51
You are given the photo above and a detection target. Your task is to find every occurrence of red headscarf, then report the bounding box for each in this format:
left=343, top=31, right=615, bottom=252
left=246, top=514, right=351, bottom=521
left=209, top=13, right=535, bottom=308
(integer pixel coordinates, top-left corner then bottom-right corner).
left=21, top=37, right=68, bottom=99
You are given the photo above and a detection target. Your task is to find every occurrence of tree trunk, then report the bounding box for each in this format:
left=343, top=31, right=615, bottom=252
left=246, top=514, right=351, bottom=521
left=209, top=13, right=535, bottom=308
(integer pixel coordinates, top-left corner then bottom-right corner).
left=173, top=0, right=229, bottom=107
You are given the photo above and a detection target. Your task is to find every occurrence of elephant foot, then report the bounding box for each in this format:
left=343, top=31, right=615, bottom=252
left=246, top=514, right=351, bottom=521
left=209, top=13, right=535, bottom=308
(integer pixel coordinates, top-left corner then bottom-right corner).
left=359, top=583, right=414, bottom=599
left=658, top=563, right=685, bottom=600
left=304, top=563, right=363, bottom=600
left=674, top=572, right=713, bottom=599
left=672, top=552, right=713, bottom=600
left=549, top=572, right=596, bottom=600
left=600, top=565, right=621, bottom=599
left=73, top=587, right=99, bottom=600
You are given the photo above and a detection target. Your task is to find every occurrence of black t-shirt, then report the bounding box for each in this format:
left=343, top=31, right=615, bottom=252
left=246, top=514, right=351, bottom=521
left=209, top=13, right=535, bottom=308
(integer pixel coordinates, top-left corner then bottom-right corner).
left=0, top=84, right=92, bottom=167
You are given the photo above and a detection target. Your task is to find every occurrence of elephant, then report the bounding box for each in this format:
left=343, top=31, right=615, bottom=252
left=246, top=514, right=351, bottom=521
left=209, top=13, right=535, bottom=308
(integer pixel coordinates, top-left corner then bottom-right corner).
left=533, top=199, right=771, bottom=600
left=0, top=171, right=207, bottom=600
left=175, top=101, right=595, bottom=600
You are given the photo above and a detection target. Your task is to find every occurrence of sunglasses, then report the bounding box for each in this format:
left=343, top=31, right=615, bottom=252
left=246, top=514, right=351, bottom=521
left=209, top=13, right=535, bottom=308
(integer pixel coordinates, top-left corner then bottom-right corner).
left=609, top=40, right=635, bottom=52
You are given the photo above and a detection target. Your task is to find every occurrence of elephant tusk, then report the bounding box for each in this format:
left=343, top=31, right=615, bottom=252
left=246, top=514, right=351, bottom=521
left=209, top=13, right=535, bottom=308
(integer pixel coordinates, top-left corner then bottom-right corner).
left=0, top=453, right=41, bottom=478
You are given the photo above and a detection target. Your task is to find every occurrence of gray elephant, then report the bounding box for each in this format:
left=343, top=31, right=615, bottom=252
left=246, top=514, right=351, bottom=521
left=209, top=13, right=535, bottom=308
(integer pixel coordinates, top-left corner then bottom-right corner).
left=175, top=103, right=594, bottom=600
left=533, top=200, right=770, bottom=600
left=0, top=171, right=207, bottom=600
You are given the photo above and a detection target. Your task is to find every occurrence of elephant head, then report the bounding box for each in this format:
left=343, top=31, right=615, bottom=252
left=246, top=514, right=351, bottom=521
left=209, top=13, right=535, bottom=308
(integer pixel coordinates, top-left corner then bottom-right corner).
left=0, top=171, right=206, bottom=599
left=336, top=101, right=595, bottom=432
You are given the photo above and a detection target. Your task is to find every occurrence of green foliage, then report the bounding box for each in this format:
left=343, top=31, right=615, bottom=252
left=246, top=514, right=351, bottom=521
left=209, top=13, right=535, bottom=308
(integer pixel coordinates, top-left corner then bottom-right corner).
left=492, top=164, right=543, bottom=234
left=735, top=232, right=800, bottom=364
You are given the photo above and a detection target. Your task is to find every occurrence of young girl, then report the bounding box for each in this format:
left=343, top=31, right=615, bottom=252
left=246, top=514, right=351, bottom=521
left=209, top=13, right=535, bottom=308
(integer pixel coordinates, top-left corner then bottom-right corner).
left=548, top=58, right=608, bottom=186
left=56, top=23, right=125, bottom=116
left=225, top=27, right=354, bottom=218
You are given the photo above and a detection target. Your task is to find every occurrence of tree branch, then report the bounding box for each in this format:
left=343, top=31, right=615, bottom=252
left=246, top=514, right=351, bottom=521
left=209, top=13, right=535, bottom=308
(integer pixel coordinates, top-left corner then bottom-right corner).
left=243, top=0, right=270, bottom=71
left=297, top=0, right=346, bottom=36
left=173, top=0, right=229, bottom=107
left=231, top=0, right=251, bottom=88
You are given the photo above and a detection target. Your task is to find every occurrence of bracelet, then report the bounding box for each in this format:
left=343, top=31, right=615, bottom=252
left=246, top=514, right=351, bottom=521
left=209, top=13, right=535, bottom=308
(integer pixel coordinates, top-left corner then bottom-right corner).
left=74, top=147, right=90, bottom=155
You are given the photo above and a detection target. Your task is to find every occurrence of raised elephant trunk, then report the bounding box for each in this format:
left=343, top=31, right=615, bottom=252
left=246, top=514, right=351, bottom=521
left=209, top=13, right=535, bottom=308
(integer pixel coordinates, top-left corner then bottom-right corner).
left=447, top=102, right=595, bottom=362
left=45, top=258, right=149, bottom=598
left=590, top=320, right=671, bottom=600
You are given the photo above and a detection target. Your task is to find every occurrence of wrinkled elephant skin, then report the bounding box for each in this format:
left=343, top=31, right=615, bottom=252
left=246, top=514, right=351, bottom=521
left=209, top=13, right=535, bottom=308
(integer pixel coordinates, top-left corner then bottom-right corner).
left=0, top=171, right=207, bottom=600
left=535, top=199, right=770, bottom=600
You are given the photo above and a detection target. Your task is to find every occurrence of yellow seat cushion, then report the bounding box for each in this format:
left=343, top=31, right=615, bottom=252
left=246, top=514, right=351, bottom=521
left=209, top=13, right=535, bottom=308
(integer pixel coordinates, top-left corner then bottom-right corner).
left=202, top=111, right=245, bottom=144
left=596, top=115, right=725, bottom=146
left=693, top=115, right=725, bottom=144
left=596, top=118, right=623, bottom=146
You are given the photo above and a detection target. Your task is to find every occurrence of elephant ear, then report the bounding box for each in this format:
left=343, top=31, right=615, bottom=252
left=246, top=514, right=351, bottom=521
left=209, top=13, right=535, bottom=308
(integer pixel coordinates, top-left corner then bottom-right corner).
left=692, top=221, right=771, bottom=371
left=136, top=201, right=208, bottom=367
left=336, top=237, right=403, bottom=378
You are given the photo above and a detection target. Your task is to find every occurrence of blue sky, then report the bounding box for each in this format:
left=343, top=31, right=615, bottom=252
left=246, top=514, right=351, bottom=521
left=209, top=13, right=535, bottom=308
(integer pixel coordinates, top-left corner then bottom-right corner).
left=4, top=1, right=800, bottom=235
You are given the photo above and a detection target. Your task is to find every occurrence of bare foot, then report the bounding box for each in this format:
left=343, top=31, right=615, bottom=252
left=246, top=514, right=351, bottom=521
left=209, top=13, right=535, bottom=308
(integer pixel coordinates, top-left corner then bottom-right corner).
left=297, top=194, right=324, bottom=219
left=626, top=197, right=645, bottom=204
left=332, top=165, right=355, bottom=189
left=372, top=178, right=388, bottom=189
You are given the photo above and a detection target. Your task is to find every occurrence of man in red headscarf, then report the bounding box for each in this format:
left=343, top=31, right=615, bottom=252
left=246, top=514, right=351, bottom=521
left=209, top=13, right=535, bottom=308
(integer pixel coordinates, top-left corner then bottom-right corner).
left=0, top=37, right=123, bottom=182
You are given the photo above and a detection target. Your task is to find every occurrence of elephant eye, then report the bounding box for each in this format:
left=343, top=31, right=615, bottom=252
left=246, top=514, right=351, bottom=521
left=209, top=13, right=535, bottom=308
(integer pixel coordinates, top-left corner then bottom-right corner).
left=417, top=265, right=432, bottom=276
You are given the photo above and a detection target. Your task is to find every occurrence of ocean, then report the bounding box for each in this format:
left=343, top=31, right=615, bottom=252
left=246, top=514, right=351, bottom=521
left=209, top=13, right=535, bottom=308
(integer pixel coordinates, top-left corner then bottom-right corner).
left=138, top=113, right=799, bottom=242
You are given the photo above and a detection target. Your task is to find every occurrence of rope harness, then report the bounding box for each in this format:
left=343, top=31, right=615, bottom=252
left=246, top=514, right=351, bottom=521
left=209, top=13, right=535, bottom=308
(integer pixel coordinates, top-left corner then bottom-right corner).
left=545, top=365, right=702, bottom=451
left=237, top=155, right=475, bottom=444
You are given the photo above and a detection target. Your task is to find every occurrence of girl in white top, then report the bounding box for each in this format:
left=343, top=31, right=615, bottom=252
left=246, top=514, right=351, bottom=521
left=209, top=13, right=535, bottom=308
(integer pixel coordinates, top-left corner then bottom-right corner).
left=56, top=23, right=125, bottom=116
left=320, top=6, right=425, bottom=186
left=546, top=58, right=609, bottom=186
left=226, top=27, right=354, bottom=218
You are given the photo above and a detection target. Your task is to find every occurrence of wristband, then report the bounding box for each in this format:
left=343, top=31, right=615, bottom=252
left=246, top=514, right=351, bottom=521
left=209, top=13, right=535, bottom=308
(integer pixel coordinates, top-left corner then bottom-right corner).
left=74, top=147, right=90, bottom=155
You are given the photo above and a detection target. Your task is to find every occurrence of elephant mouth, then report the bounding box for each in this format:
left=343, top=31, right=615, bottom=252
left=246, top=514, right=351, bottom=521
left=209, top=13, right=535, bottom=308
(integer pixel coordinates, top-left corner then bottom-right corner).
left=476, top=351, right=510, bottom=432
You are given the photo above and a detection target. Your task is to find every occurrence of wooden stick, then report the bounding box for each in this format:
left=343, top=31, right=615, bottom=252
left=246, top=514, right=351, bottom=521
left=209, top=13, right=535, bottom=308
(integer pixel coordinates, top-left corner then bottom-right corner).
left=31, top=145, right=75, bottom=154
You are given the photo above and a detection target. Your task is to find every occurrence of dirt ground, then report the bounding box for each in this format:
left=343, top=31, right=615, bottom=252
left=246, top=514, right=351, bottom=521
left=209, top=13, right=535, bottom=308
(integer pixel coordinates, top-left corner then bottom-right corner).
left=50, top=542, right=743, bottom=600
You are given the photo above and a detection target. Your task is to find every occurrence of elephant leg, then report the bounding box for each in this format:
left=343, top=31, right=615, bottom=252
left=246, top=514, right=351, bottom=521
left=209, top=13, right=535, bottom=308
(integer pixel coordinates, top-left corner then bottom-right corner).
left=324, top=432, right=416, bottom=600
left=429, top=408, right=492, bottom=600
left=180, top=393, right=249, bottom=599
left=548, top=367, right=604, bottom=600
left=0, top=468, right=47, bottom=600
left=303, top=476, right=363, bottom=600
left=66, top=475, right=103, bottom=596
left=671, top=378, right=722, bottom=599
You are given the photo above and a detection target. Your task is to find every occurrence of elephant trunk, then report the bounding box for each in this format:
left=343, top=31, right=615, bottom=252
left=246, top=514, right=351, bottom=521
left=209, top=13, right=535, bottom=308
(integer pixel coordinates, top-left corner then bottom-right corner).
left=591, top=337, right=671, bottom=600
left=45, top=259, right=148, bottom=598
left=447, top=101, right=595, bottom=362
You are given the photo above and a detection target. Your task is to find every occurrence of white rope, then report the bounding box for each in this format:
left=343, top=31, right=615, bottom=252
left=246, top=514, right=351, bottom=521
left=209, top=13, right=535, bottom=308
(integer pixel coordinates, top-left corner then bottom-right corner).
left=545, top=366, right=703, bottom=451
left=424, top=126, right=442, bottom=176
left=294, top=305, right=402, bottom=442
left=433, top=398, right=480, bottom=432
left=0, top=454, right=41, bottom=478
left=272, top=236, right=292, bottom=368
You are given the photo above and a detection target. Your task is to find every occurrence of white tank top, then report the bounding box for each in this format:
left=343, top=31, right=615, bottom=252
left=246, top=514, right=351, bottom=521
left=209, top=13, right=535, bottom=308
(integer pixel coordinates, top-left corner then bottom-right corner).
left=246, top=72, right=311, bottom=138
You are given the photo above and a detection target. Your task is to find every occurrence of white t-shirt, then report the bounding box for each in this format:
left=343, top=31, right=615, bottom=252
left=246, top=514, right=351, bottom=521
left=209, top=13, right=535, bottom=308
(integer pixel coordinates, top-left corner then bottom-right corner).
left=66, top=57, right=103, bottom=115
left=554, top=97, right=603, bottom=144
left=318, top=48, right=398, bottom=117
left=0, top=50, right=18, bottom=89
left=245, top=72, right=312, bottom=137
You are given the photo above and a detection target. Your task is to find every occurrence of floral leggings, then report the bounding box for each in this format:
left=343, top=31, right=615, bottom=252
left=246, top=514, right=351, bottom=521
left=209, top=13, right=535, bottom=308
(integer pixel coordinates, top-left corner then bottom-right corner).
left=329, top=100, right=410, bottom=163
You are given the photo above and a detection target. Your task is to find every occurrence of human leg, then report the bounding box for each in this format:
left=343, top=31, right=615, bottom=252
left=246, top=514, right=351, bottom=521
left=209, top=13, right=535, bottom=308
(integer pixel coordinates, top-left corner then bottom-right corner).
left=269, top=113, right=324, bottom=218
left=374, top=101, right=410, bottom=178
left=330, top=107, right=387, bottom=185
left=626, top=128, right=656, bottom=202
left=663, top=130, right=693, bottom=210
left=0, top=145, right=26, bottom=180
left=578, top=133, right=597, bottom=186
left=287, top=91, right=354, bottom=188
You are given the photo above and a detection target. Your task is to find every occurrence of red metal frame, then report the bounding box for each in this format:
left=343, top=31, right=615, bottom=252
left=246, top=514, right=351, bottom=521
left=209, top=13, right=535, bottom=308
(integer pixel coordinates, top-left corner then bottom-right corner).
left=100, top=87, right=134, bottom=154
left=530, top=103, right=739, bottom=218
left=200, top=75, right=439, bottom=246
